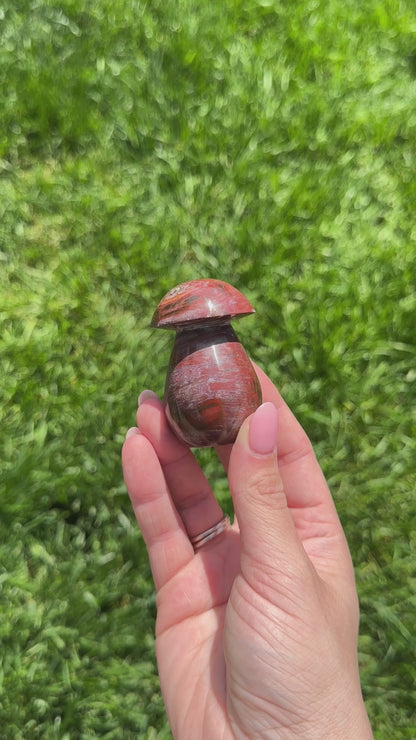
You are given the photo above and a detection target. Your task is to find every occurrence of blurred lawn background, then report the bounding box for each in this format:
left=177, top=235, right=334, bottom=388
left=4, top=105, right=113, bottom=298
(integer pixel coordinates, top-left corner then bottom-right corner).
left=1, top=0, right=416, bottom=737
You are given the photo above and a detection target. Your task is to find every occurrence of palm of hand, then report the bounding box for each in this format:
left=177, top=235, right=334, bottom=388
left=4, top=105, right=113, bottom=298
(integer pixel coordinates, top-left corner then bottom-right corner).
left=156, top=535, right=239, bottom=739
left=154, top=511, right=355, bottom=740
left=122, top=368, right=363, bottom=740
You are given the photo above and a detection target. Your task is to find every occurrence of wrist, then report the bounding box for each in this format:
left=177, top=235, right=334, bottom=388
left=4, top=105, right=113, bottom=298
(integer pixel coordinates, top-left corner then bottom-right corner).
left=231, top=690, right=373, bottom=740
left=300, top=694, right=373, bottom=740
left=230, top=701, right=373, bottom=740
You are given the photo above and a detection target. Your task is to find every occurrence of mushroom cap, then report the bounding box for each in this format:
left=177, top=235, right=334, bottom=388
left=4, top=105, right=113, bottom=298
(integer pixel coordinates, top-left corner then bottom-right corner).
left=151, top=279, right=255, bottom=329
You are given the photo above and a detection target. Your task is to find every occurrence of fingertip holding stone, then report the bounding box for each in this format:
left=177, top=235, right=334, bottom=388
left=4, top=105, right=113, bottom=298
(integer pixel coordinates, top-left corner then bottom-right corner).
left=138, top=389, right=160, bottom=406
left=248, top=402, right=278, bottom=455
left=125, top=426, right=140, bottom=440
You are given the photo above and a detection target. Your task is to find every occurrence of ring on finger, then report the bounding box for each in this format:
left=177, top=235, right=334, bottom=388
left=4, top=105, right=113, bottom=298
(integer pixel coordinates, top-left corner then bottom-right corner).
left=190, top=515, right=230, bottom=551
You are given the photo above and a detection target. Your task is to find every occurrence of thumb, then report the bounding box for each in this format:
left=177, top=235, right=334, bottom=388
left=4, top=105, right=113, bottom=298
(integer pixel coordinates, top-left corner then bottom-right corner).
left=228, top=402, right=308, bottom=586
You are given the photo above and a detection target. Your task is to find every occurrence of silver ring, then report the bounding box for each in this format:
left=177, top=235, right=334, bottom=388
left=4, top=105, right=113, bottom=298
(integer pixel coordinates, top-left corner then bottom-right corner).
left=190, top=515, right=230, bottom=551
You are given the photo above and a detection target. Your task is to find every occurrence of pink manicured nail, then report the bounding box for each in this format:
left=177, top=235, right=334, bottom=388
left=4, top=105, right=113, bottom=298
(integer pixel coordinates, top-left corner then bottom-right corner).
left=138, top=389, right=159, bottom=406
left=125, top=427, right=140, bottom=439
left=248, top=402, right=278, bottom=455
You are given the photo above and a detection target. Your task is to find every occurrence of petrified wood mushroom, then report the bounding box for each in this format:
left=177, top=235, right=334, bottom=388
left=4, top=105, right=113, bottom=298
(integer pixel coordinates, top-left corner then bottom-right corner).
left=151, top=279, right=262, bottom=447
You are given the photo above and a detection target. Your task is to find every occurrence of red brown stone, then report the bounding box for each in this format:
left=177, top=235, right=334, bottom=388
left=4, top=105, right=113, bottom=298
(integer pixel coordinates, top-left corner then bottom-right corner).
left=151, top=280, right=262, bottom=447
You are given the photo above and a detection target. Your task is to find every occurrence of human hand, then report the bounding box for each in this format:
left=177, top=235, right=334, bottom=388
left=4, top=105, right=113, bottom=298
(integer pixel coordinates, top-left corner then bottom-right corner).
left=122, top=365, right=373, bottom=739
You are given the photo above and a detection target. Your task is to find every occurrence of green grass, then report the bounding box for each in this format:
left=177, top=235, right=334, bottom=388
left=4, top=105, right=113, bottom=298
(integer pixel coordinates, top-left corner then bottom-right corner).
left=1, top=0, right=416, bottom=736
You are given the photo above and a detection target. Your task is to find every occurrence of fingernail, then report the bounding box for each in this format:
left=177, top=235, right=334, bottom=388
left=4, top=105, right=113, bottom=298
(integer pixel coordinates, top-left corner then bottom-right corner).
left=125, top=426, right=140, bottom=440
left=248, top=402, right=278, bottom=455
left=138, top=389, right=159, bottom=406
